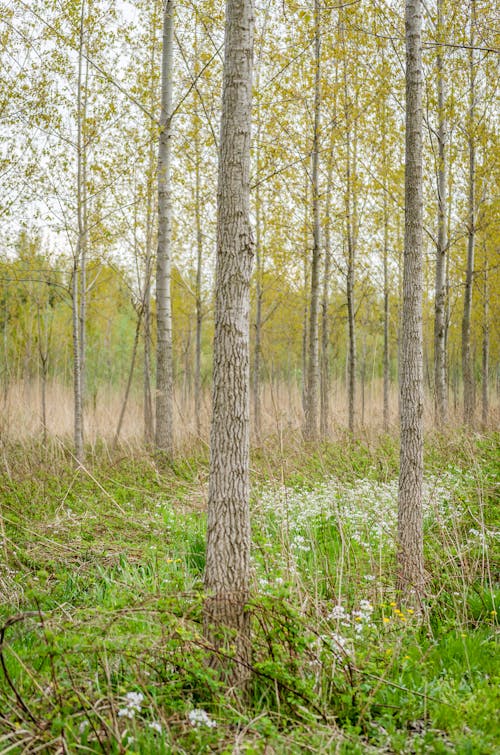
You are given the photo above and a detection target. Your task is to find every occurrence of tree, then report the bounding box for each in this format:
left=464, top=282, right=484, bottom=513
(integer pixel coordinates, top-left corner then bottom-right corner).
left=304, top=0, right=322, bottom=441
left=155, top=0, right=175, bottom=458
left=397, top=0, right=425, bottom=603
left=461, top=0, right=476, bottom=426
left=433, top=0, right=448, bottom=427
left=204, top=0, right=254, bottom=688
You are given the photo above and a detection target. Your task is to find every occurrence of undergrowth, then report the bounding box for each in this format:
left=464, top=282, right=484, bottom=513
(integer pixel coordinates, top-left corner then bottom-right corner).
left=0, top=431, right=498, bottom=753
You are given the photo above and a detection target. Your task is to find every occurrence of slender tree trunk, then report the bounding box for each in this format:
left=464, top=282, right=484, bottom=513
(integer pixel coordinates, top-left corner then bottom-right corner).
left=482, top=255, right=489, bottom=427
left=204, top=0, right=254, bottom=689
left=462, top=0, right=476, bottom=426
left=434, top=0, right=448, bottom=427
left=320, top=131, right=334, bottom=439
left=143, top=269, right=154, bottom=444
left=79, top=53, right=89, bottom=409
left=304, top=0, right=322, bottom=442
left=397, top=0, right=425, bottom=603
left=194, top=125, right=203, bottom=438
left=72, top=258, right=84, bottom=464
left=73, top=0, right=86, bottom=465
left=253, top=179, right=262, bottom=440
left=301, top=254, right=308, bottom=415
left=155, top=0, right=175, bottom=458
left=143, top=8, right=157, bottom=447
left=383, top=189, right=390, bottom=432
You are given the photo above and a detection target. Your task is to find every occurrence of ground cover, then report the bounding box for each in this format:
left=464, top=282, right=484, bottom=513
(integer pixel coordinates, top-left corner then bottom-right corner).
left=0, top=432, right=498, bottom=753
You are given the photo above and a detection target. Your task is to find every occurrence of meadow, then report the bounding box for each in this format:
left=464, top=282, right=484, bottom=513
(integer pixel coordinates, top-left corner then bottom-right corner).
left=0, top=425, right=498, bottom=753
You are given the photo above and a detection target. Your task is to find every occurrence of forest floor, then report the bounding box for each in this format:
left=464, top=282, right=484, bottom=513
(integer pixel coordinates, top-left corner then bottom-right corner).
left=0, top=431, right=498, bottom=754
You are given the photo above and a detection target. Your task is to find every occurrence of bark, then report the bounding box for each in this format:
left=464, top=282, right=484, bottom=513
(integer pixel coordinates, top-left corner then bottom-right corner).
left=462, top=0, right=476, bottom=426
left=72, top=258, right=84, bottom=465
left=383, top=188, right=390, bottom=432
left=204, top=0, right=254, bottom=689
left=397, top=0, right=425, bottom=603
left=320, top=130, right=334, bottom=439
left=73, top=0, right=86, bottom=465
left=304, top=0, right=322, bottom=442
left=194, top=124, right=203, bottom=438
left=155, top=0, right=175, bottom=458
left=434, top=0, right=448, bottom=426
left=79, top=52, right=89, bottom=408
left=481, top=255, right=489, bottom=427
left=252, top=179, right=262, bottom=440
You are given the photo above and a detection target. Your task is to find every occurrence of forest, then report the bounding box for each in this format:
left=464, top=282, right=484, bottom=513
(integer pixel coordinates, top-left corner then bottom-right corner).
left=0, top=0, right=498, bottom=752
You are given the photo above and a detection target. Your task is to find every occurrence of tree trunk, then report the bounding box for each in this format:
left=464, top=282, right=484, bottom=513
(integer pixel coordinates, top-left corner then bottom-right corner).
left=320, top=129, right=334, bottom=439
left=397, top=0, right=425, bottom=604
left=72, top=258, right=84, bottom=465
left=383, top=188, right=390, bottom=432
left=194, top=124, right=203, bottom=438
left=155, top=0, right=175, bottom=458
left=204, top=0, right=254, bottom=690
left=253, top=179, right=262, bottom=440
left=462, top=0, right=476, bottom=426
left=434, top=0, right=448, bottom=427
left=304, top=0, right=322, bottom=442
left=482, top=255, right=489, bottom=427
left=73, top=0, right=86, bottom=465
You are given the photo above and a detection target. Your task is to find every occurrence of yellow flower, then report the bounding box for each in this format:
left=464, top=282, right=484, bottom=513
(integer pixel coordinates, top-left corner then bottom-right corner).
left=491, top=610, right=497, bottom=616
left=389, top=602, right=397, bottom=607
left=166, top=558, right=174, bottom=564
left=383, top=617, right=391, bottom=623
left=407, top=609, right=414, bottom=614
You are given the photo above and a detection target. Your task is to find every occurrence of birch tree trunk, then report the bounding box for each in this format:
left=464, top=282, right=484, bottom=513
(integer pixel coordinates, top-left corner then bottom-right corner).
left=481, top=255, right=489, bottom=427
left=73, top=0, right=86, bottom=465
left=383, top=187, right=390, bottom=432
left=253, top=178, right=262, bottom=440
left=194, top=123, right=203, bottom=438
left=320, top=130, right=334, bottom=439
left=304, top=0, right=321, bottom=442
left=434, top=0, right=448, bottom=427
left=397, top=0, right=425, bottom=603
left=462, top=0, right=476, bottom=426
left=204, top=0, right=254, bottom=689
left=155, top=0, right=175, bottom=458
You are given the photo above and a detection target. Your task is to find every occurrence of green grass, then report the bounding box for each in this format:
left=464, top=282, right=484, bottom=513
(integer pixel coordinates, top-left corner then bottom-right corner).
left=0, top=432, right=498, bottom=753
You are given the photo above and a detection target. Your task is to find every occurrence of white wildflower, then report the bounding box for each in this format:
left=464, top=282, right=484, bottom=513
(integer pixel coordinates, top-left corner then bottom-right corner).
left=149, top=721, right=162, bottom=734
left=188, top=708, right=217, bottom=728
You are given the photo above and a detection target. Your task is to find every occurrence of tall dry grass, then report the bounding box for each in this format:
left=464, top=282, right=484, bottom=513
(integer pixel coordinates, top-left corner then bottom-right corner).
left=1, top=378, right=498, bottom=451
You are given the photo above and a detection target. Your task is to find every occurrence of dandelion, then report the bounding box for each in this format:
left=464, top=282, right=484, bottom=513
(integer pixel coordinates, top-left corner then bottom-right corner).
left=188, top=709, right=217, bottom=728
left=383, top=617, right=390, bottom=623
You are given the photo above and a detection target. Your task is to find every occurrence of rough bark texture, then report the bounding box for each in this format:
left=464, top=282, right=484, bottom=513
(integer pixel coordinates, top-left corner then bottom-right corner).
left=320, top=132, right=334, bottom=439
left=155, top=0, right=175, bottom=458
left=397, top=0, right=425, bottom=603
left=462, top=0, right=476, bottom=426
left=204, top=0, right=254, bottom=689
left=73, top=0, right=86, bottom=465
left=253, top=180, right=262, bottom=440
left=304, top=0, right=321, bottom=442
left=72, top=257, right=84, bottom=465
left=434, top=0, right=448, bottom=427
left=383, top=188, right=390, bottom=432
left=481, top=257, right=489, bottom=427
left=194, top=126, right=203, bottom=438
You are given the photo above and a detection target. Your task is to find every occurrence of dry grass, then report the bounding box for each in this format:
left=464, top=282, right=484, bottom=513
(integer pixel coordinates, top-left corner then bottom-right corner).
left=0, top=378, right=498, bottom=450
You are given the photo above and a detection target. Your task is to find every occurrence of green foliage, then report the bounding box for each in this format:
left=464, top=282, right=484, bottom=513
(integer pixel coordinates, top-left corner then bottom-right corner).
left=0, top=434, right=498, bottom=752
